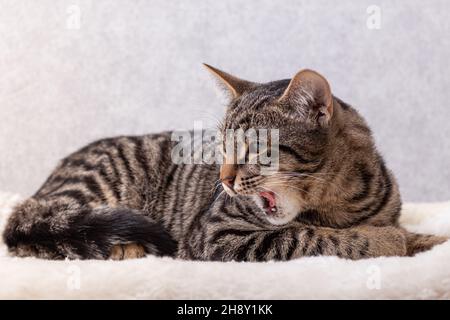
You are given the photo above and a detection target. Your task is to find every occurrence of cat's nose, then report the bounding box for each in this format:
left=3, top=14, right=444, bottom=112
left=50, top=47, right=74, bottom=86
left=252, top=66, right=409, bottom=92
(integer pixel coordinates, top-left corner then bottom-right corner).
left=221, top=176, right=235, bottom=189
left=220, top=164, right=237, bottom=190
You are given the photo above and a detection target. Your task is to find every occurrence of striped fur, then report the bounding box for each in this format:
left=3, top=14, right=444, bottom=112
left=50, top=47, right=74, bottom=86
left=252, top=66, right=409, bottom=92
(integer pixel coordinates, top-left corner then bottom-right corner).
left=3, top=68, right=447, bottom=260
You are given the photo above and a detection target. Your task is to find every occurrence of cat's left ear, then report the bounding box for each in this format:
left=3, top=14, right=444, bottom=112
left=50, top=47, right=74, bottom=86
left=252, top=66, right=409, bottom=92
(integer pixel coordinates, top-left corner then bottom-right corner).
left=278, top=69, right=333, bottom=127
left=203, top=63, right=256, bottom=99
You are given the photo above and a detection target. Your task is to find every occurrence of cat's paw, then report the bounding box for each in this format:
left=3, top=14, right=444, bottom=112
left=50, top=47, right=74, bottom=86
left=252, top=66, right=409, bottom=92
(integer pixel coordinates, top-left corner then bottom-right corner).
left=373, top=226, right=408, bottom=257
left=109, top=243, right=146, bottom=260
left=356, top=226, right=407, bottom=257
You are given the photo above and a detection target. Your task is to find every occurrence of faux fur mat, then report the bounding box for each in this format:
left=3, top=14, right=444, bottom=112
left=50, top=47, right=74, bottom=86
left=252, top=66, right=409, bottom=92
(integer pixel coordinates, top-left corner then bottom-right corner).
left=1, top=192, right=450, bottom=300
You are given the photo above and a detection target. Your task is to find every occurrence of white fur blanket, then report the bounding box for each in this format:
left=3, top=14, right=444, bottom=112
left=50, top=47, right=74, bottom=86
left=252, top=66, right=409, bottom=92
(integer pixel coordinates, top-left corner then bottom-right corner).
left=1, top=192, right=449, bottom=300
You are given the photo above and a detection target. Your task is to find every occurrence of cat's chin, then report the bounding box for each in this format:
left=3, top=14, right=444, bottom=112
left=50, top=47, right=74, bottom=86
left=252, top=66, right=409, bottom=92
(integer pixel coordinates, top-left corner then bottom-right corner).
left=252, top=192, right=301, bottom=226
left=265, top=211, right=298, bottom=226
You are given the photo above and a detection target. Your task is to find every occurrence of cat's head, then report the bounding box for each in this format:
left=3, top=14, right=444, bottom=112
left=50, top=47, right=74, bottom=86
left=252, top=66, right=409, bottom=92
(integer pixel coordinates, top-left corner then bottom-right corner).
left=205, top=64, right=342, bottom=225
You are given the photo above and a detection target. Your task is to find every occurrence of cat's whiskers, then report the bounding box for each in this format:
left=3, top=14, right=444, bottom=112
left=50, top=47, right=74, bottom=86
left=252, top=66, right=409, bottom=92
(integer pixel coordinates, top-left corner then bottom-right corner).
left=210, top=178, right=223, bottom=195
left=213, top=189, right=227, bottom=204
left=261, top=181, right=309, bottom=194
left=191, top=108, right=224, bottom=129
left=274, top=172, right=346, bottom=193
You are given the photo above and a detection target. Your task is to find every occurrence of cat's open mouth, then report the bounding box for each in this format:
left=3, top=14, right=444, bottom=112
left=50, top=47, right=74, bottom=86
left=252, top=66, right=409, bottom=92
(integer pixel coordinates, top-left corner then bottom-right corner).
left=259, top=191, right=278, bottom=215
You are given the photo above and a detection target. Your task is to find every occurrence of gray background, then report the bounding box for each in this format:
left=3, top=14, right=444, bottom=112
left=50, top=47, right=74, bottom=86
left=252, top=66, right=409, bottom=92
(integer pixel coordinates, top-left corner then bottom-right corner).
left=0, top=0, right=449, bottom=201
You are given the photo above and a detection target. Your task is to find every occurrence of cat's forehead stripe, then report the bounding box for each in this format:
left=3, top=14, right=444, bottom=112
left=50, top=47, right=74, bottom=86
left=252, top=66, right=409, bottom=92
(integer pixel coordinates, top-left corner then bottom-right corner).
left=224, top=79, right=292, bottom=130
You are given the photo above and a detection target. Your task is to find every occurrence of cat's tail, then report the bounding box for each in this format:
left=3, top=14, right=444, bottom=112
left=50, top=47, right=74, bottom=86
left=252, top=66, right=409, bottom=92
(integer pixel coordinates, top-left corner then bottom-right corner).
left=404, top=231, right=448, bottom=256
left=2, top=198, right=177, bottom=260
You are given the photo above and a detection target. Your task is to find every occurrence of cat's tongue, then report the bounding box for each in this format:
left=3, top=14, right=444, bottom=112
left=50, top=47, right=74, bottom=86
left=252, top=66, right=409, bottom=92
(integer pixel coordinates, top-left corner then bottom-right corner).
left=259, top=191, right=277, bottom=213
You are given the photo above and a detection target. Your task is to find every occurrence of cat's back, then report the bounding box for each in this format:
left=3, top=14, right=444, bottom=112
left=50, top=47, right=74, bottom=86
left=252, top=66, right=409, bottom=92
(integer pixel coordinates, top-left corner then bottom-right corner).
left=34, top=132, right=218, bottom=217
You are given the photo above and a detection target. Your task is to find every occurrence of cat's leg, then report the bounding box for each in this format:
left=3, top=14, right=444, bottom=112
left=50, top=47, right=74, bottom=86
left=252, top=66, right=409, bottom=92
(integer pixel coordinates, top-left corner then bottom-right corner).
left=404, top=231, right=448, bottom=256
left=198, top=222, right=407, bottom=261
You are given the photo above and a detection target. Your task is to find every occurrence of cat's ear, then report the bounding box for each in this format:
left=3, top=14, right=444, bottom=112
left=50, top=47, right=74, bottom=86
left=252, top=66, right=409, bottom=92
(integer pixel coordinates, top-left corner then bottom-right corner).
left=203, top=63, right=256, bottom=98
left=278, top=69, right=333, bottom=126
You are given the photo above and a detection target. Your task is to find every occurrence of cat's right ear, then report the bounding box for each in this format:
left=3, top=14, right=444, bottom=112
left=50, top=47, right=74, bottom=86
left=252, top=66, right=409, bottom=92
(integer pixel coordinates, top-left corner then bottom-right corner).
left=203, top=63, right=256, bottom=99
left=278, top=69, right=333, bottom=127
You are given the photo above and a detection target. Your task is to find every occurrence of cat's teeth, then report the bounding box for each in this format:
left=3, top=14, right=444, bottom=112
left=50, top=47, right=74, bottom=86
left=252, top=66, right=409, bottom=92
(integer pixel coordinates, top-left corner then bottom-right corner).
left=270, top=207, right=277, bottom=213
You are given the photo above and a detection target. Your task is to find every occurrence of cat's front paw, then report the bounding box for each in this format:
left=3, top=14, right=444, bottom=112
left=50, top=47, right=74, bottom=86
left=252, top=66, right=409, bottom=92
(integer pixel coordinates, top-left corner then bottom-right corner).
left=109, top=243, right=146, bottom=260
left=358, top=226, right=407, bottom=257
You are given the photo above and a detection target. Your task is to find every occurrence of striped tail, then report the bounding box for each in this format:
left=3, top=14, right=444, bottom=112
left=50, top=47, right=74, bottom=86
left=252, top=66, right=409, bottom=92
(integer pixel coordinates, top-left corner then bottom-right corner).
left=2, top=200, right=177, bottom=259
left=405, top=231, right=448, bottom=256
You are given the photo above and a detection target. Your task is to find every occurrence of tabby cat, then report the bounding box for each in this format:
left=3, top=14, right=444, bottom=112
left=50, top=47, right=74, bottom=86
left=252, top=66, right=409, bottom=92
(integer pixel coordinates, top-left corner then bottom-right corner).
left=3, top=65, right=447, bottom=261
